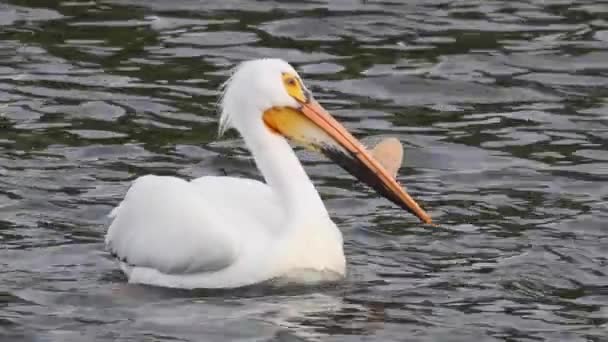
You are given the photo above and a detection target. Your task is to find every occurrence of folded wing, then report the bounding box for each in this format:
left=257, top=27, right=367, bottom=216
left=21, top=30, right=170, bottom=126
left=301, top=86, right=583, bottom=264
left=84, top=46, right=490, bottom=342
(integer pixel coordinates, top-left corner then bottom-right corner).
left=106, top=175, right=244, bottom=274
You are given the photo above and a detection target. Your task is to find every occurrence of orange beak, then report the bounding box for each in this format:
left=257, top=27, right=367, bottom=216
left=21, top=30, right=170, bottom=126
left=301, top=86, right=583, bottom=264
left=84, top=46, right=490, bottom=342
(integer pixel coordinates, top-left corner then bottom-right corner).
left=263, top=99, right=433, bottom=224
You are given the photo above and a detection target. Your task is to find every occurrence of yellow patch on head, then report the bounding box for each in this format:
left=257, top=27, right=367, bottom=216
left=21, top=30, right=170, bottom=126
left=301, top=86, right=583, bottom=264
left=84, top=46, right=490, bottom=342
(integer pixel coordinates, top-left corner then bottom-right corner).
left=262, top=106, right=321, bottom=151
left=282, top=73, right=307, bottom=103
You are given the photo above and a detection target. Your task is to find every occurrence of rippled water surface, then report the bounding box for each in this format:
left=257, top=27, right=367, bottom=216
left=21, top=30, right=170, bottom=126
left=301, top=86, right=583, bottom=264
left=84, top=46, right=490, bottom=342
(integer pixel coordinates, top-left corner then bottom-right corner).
left=1, top=0, right=607, bottom=341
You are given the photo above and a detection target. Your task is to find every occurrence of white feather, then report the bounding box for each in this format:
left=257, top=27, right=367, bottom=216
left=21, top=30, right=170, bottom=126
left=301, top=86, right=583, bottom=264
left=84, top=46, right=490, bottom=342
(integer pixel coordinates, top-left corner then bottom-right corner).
left=105, top=59, right=346, bottom=289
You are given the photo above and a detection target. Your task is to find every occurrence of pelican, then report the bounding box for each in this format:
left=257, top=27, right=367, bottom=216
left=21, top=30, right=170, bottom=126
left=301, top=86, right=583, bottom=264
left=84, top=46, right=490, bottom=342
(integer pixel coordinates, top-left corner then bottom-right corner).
left=105, top=58, right=433, bottom=289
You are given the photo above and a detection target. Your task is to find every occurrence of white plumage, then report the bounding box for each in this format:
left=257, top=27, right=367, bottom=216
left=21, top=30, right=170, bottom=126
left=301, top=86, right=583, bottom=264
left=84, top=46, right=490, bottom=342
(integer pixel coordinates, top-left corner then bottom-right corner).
left=106, top=59, right=345, bottom=289
left=105, top=58, right=432, bottom=289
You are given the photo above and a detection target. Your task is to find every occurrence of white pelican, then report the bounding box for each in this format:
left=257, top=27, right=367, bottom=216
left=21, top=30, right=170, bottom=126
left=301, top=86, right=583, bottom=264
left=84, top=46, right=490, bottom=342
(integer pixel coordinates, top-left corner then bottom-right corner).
left=105, top=58, right=433, bottom=289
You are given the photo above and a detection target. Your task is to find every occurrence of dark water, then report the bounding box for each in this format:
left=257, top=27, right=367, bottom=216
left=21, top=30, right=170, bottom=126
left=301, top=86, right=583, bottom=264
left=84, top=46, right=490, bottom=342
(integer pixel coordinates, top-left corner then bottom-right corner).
left=1, top=0, right=607, bottom=341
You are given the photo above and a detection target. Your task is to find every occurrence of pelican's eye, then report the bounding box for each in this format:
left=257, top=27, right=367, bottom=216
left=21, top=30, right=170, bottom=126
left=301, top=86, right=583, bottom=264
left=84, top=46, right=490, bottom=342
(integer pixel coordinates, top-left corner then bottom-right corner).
left=282, top=72, right=308, bottom=103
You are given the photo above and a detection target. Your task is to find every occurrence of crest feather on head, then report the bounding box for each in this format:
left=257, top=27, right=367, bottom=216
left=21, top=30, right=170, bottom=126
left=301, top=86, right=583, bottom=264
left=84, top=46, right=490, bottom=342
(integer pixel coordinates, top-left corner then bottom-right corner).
left=217, top=58, right=292, bottom=137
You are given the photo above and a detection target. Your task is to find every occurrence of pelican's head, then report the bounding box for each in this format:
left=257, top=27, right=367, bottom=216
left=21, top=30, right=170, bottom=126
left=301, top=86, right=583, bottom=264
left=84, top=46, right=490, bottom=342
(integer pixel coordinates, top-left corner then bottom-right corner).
left=219, top=59, right=432, bottom=224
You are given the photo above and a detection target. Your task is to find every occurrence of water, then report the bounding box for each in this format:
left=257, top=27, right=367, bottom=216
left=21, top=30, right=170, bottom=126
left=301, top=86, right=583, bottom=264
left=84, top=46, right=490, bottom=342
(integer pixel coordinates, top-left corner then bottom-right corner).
left=1, top=0, right=607, bottom=341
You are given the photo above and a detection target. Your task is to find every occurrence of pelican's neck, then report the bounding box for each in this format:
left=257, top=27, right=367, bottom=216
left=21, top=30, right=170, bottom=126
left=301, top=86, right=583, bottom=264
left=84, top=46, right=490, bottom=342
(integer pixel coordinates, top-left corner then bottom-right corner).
left=240, top=120, right=328, bottom=221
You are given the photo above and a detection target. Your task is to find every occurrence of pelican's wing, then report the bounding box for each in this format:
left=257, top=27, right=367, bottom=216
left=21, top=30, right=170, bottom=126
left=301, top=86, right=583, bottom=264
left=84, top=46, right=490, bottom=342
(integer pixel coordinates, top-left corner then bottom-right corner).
left=106, top=175, right=278, bottom=275
left=189, top=176, right=283, bottom=233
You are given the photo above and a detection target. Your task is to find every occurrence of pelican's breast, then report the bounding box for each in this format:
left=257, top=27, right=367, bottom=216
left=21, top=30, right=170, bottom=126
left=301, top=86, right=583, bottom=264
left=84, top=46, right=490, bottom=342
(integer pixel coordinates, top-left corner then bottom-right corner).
left=275, top=218, right=346, bottom=278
